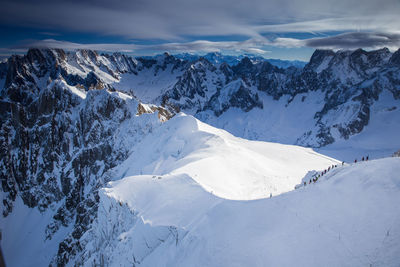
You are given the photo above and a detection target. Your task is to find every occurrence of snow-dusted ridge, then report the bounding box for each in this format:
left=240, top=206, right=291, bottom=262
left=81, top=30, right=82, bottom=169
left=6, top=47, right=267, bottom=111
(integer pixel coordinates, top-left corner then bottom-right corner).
left=107, top=114, right=339, bottom=200
left=81, top=155, right=400, bottom=266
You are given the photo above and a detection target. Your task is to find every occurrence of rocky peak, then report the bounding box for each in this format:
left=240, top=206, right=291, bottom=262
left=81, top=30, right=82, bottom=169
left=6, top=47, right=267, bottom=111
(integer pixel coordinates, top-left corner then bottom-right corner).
left=349, top=48, right=368, bottom=60
left=192, top=57, right=216, bottom=71
left=0, top=61, right=7, bottom=80
left=76, top=49, right=99, bottom=62
left=104, top=52, right=138, bottom=74
left=349, top=48, right=391, bottom=70
left=219, top=62, right=234, bottom=83
left=232, top=57, right=258, bottom=83
left=136, top=57, right=157, bottom=70
left=234, top=57, right=254, bottom=72
left=389, top=48, right=400, bottom=66
left=25, top=48, right=66, bottom=76
left=259, top=60, right=278, bottom=73
left=154, top=52, right=186, bottom=73
left=305, top=49, right=335, bottom=72
left=26, top=48, right=53, bottom=66
left=369, top=47, right=391, bottom=60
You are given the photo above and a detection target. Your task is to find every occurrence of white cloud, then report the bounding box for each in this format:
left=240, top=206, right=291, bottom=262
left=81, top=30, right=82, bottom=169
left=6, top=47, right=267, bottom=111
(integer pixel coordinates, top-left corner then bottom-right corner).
left=7, top=31, right=400, bottom=59
left=11, top=38, right=272, bottom=55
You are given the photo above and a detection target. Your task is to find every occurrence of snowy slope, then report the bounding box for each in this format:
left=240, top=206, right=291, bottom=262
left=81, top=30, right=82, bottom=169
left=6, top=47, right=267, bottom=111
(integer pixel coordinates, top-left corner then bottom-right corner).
left=197, top=90, right=325, bottom=143
left=107, top=113, right=339, bottom=200
left=0, top=197, right=73, bottom=267
left=198, top=85, right=400, bottom=161
left=82, top=157, right=400, bottom=267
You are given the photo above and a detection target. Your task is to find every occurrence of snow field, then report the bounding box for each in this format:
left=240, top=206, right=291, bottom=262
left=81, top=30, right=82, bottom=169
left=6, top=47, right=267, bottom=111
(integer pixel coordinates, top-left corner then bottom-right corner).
left=91, top=157, right=400, bottom=267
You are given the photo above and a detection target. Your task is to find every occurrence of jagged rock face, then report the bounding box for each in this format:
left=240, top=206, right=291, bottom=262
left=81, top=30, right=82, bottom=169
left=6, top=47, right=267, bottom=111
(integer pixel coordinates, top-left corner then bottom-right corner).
left=389, top=48, right=400, bottom=66
left=305, top=49, right=336, bottom=72
left=160, top=49, right=398, bottom=147
left=0, top=49, right=166, bottom=266
left=163, top=58, right=221, bottom=111
left=281, top=48, right=399, bottom=146
left=0, top=85, right=131, bottom=264
left=162, top=57, right=266, bottom=115
left=205, top=80, right=263, bottom=116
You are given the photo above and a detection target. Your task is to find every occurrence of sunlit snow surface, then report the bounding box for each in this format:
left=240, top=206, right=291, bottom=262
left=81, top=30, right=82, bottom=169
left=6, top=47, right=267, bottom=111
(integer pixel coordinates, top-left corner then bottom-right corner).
left=77, top=114, right=400, bottom=267
left=108, top=114, right=339, bottom=200
left=83, top=155, right=400, bottom=266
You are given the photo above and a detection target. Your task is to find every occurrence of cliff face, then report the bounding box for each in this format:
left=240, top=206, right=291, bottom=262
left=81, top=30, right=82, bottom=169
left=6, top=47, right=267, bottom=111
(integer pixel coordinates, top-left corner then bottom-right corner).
left=0, top=48, right=170, bottom=265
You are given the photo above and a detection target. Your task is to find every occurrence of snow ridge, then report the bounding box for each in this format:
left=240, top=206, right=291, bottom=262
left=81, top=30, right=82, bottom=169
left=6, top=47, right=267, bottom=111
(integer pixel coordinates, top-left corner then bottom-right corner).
left=83, top=156, right=400, bottom=267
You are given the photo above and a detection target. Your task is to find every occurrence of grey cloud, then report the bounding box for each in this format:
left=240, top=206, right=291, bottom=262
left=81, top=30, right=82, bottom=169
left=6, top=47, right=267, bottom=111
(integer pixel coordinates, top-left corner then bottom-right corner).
left=253, top=17, right=400, bottom=34
left=144, top=39, right=269, bottom=54
left=1, top=0, right=400, bottom=40
left=304, top=32, right=400, bottom=50
left=13, top=39, right=138, bottom=52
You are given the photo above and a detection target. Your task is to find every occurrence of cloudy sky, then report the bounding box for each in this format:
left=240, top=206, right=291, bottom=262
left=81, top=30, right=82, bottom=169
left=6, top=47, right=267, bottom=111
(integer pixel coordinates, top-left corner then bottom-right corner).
left=1, top=0, right=399, bottom=60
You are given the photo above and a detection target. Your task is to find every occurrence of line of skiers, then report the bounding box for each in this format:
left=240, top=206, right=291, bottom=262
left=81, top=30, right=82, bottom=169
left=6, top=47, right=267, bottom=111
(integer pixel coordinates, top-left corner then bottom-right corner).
left=304, top=163, right=340, bottom=186
left=354, top=155, right=369, bottom=163
left=303, top=155, right=370, bottom=187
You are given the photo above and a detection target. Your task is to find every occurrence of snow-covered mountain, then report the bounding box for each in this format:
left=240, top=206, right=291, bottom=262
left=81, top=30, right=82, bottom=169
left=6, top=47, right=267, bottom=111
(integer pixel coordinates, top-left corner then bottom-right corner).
left=173, top=52, right=307, bottom=68
left=0, top=47, right=399, bottom=266
left=2, top=47, right=398, bottom=153
left=169, top=48, right=400, bottom=157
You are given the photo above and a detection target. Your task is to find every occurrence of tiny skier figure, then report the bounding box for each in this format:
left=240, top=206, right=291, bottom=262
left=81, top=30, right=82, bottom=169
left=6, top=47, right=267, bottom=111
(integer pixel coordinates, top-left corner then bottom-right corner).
left=362, top=156, right=364, bottom=161
left=366, top=155, right=369, bottom=161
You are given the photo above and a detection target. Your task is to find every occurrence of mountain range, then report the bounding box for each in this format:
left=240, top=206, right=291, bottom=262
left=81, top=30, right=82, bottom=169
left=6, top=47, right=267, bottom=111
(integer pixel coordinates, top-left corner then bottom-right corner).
left=0, top=47, right=399, bottom=266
